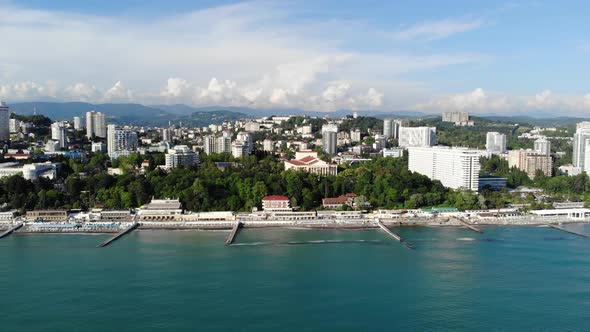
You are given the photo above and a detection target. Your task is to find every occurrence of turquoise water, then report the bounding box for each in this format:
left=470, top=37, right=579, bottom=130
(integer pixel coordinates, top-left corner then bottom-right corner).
left=2, top=225, right=590, bottom=331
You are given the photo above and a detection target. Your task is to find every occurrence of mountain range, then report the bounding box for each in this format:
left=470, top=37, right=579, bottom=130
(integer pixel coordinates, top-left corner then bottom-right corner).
left=6, top=101, right=589, bottom=127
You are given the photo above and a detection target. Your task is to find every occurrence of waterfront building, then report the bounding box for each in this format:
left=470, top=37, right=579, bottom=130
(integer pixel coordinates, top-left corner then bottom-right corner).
left=86, top=110, right=106, bottom=138
left=478, top=175, right=508, bottom=192
left=165, top=145, right=199, bottom=168
left=137, top=198, right=183, bottom=221
left=408, top=146, right=482, bottom=191
left=284, top=150, right=338, bottom=176
left=0, top=101, right=9, bottom=141
left=321, top=193, right=368, bottom=209
left=534, top=138, right=551, bottom=156
left=51, top=121, right=68, bottom=149
left=25, top=210, right=68, bottom=221
left=107, top=124, right=138, bottom=158
left=398, top=127, right=436, bottom=148
left=261, top=195, right=291, bottom=212
left=486, top=132, right=507, bottom=154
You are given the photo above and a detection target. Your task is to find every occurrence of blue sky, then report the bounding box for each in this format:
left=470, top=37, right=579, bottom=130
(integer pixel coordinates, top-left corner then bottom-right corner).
left=1, top=0, right=590, bottom=114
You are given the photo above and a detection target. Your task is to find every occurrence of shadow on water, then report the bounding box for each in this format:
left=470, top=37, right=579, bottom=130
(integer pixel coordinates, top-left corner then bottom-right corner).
left=231, top=239, right=417, bottom=249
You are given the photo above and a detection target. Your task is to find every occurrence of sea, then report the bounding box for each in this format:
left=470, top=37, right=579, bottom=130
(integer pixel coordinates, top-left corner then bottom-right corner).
left=1, top=225, right=590, bottom=331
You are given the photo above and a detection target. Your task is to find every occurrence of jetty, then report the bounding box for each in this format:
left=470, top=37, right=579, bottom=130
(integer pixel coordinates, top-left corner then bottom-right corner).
left=97, top=222, right=139, bottom=248
left=375, top=219, right=413, bottom=249
left=548, top=224, right=590, bottom=239
left=0, top=223, right=24, bottom=239
left=225, top=222, right=243, bottom=245
left=453, top=217, right=484, bottom=234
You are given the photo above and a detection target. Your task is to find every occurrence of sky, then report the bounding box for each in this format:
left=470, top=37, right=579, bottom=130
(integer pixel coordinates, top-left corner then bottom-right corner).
left=1, top=0, right=590, bottom=115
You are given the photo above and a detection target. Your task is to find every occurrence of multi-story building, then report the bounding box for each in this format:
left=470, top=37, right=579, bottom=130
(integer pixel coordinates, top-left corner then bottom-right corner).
left=534, top=138, right=551, bottom=156
left=350, top=129, right=362, bottom=142
left=573, top=122, right=590, bottom=171
left=322, top=124, right=338, bottom=155
left=284, top=150, right=338, bottom=176
left=0, top=101, right=9, bottom=141
left=486, top=132, right=507, bottom=154
left=508, top=149, right=552, bottom=178
left=86, top=110, right=106, bottom=138
left=73, top=116, right=84, bottom=130
left=51, top=122, right=68, bottom=149
left=244, top=122, right=261, bottom=132
left=235, top=131, right=253, bottom=155
left=399, top=127, right=436, bottom=148
left=261, top=195, right=291, bottom=212
left=383, top=119, right=401, bottom=140
left=9, top=118, right=20, bottom=133
left=203, top=134, right=232, bottom=155
left=442, top=111, right=470, bottom=123
left=263, top=139, right=274, bottom=152
left=165, top=145, right=199, bottom=168
left=107, top=124, right=138, bottom=158
left=383, top=148, right=403, bottom=158
left=91, top=142, right=107, bottom=153
left=231, top=141, right=248, bottom=159
left=408, top=146, right=482, bottom=191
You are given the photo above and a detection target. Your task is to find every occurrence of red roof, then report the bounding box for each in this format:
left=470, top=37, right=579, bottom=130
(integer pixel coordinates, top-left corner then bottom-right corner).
left=262, top=195, right=290, bottom=201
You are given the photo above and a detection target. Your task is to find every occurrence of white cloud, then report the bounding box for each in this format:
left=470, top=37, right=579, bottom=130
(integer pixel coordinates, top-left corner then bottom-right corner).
left=395, top=18, right=484, bottom=41
left=0, top=2, right=485, bottom=111
left=103, top=81, right=133, bottom=102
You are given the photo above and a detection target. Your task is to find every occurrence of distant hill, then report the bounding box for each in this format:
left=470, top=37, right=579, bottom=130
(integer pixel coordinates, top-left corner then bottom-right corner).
left=9, top=102, right=250, bottom=126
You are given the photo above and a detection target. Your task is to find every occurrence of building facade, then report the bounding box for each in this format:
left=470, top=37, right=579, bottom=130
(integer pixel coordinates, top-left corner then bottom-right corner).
left=284, top=151, right=338, bottom=176
left=0, top=101, right=9, bottom=141
left=86, top=111, right=106, bottom=138
left=165, top=145, right=199, bottom=168
left=486, top=132, right=507, bottom=154
left=399, top=127, right=436, bottom=148
left=107, top=124, right=138, bottom=158
left=408, top=146, right=482, bottom=191
left=534, top=138, right=551, bottom=156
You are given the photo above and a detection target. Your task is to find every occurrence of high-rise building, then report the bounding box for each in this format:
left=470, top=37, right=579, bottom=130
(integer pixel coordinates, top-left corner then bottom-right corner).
left=73, top=116, right=84, bottom=130
left=162, top=127, right=173, bottom=142
left=399, top=127, right=436, bottom=148
left=86, top=111, right=106, bottom=138
left=165, top=145, right=199, bottom=168
left=203, top=134, right=232, bottom=155
left=0, top=101, right=9, bottom=141
left=383, top=119, right=401, bottom=140
left=442, top=111, right=470, bottom=123
left=322, top=124, right=338, bottom=154
left=408, top=146, right=482, bottom=191
left=235, top=132, right=253, bottom=155
left=107, top=124, right=138, bottom=158
left=231, top=141, right=248, bottom=159
left=573, top=122, right=590, bottom=171
left=508, top=149, right=552, bottom=178
left=534, top=138, right=551, bottom=156
left=350, top=129, right=362, bottom=143
left=51, top=122, right=68, bottom=149
left=486, top=132, right=507, bottom=154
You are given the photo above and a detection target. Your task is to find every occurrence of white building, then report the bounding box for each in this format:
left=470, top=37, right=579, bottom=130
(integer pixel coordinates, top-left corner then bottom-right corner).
left=399, top=127, right=436, bottom=148
left=9, top=118, right=20, bottom=133
left=0, top=101, right=9, bottom=141
left=231, top=141, right=248, bottom=159
left=322, top=124, right=338, bottom=154
left=107, top=124, right=138, bottom=158
left=86, top=111, right=106, bottom=138
left=263, top=139, right=274, bottom=152
left=486, top=132, right=507, bottom=154
left=350, top=129, right=362, bottom=142
left=573, top=122, right=590, bottom=171
left=91, top=142, right=107, bottom=153
left=408, top=146, right=482, bottom=191
left=0, top=162, right=58, bottom=180
left=383, top=119, right=401, bottom=140
left=534, top=138, right=551, bottom=156
left=235, top=131, right=253, bottom=155
left=165, top=145, right=199, bottom=168
left=244, top=122, right=261, bottom=132
left=51, top=122, right=68, bottom=149
left=383, top=148, right=403, bottom=158
left=284, top=151, right=338, bottom=176
left=73, top=116, right=84, bottom=130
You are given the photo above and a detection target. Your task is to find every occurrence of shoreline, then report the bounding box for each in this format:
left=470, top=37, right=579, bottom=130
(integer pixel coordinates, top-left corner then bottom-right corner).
left=2, top=218, right=589, bottom=235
